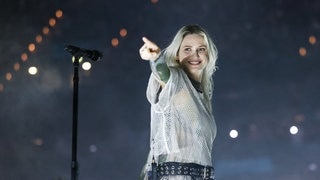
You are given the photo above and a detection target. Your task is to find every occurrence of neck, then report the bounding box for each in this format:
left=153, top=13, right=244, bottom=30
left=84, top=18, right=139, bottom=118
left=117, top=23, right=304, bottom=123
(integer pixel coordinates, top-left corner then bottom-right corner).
left=188, top=72, right=202, bottom=83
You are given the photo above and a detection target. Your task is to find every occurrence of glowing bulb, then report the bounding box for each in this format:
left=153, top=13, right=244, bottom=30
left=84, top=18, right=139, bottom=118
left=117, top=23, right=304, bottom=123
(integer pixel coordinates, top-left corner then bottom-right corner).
left=309, top=35, right=316, bottom=45
left=6, top=72, right=12, bottom=81
left=290, top=126, right=298, bottom=135
left=21, top=53, right=28, bottom=62
left=55, top=9, right=63, bottom=18
left=299, top=47, right=307, bottom=57
left=111, top=38, right=119, bottom=47
left=28, top=66, right=38, bottom=75
left=28, top=43, right=36, bottom=52
left=42, top=26, right=50, bottom=35
left=120, top=28, right=127, bottom=37
left=14, top=62, right=20, bottom=71
left=35, top=35, right=43, bottom=43
left=49, top=18, right=56, bottom=27
left=82, top=62, right=91, bottom=71
left=229, top=129, right=238, bottom=138
left=72, top=56, right=83, bottom=63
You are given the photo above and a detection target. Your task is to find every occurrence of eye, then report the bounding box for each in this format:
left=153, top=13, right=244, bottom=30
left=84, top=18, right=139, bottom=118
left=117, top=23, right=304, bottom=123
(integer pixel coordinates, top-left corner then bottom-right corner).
left=198, top=47, right=207, bottom=52
left=183, top=47, right=192, bottom=53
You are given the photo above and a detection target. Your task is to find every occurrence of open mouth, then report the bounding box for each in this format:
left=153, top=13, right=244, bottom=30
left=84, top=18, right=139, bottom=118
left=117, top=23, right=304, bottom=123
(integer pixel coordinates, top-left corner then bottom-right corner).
left=188, top=60, right=201, bottom=65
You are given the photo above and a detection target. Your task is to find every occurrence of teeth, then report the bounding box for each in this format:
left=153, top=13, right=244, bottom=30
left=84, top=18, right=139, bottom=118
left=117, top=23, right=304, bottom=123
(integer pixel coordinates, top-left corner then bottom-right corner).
left=189, top=61, right=200, bottom=65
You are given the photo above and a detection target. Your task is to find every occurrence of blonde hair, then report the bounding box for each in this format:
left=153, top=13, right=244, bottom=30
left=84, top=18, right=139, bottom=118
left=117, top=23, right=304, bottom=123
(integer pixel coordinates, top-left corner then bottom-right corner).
left=164, top=25, right=218, bottom=104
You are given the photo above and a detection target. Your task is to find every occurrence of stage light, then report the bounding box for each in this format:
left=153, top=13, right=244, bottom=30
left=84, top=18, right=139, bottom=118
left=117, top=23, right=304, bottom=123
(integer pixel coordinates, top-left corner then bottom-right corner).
left=35, top=34, right=43, bottom=43
left=21, top=53, right=28, bottom=62
left=55, top=9, right=63, bottom=18
left=28, top=66, right=38, bottom=75
left=299, top=47, right=307, bottom=57
left=72, top=56, right=83, bottom=63
left=82, top=62, right=91, bottom=71
left=111, top=38, right=119, bottom=47
left=14, top=63, right=20, bottom=71
left=42, top=26, right=50, bottom=35
left=120, top=28, right=127, bottom=37
left=229, top=129, right=239, bottom=139
left=28, top=43, right=36, bottom=52
left=290, top=126, right=298, bottom=135
left=6, top=72, right=12, bottom=81
left=309, top=35, right=316, bottom=45
left=49, top=18, right=56, bottom=27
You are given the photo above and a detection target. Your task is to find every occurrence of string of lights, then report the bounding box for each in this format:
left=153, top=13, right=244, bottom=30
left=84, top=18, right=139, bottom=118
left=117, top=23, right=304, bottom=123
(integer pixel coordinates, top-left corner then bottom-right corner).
left=0, top=9, right=64, bottom=93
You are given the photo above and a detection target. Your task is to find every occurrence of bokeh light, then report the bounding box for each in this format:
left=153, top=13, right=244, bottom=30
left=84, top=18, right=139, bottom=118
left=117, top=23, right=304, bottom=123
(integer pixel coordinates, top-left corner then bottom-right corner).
left=42, top=26, right=50, bottom=35
left=55, top=9, right=63, bottom=18
left=290, top=126, right=299, bottom=135
left=229, top=129, right=239, bottom=139
left=0, top=83, right=4, bottom=92
left=13, top=63, right=20, bottom=71
left=35, top=34, right=43, bottom=43
left=21, top=53, right=28, bottom=62
left=82, top=62, right=92, bottom=71
left=6, top=72, right=12, bottom=81
left=28, top=66, right=38, bottom=75
left=299, top=47, right=307, bottom=56
left=120, top=28, right=127, bottom=37
left=111, top=38, right=119, bottom=47
left=31, top=138, right=43, bottom=146
left=309, top=35, right=316, bottom=45
left=89, top=145, right=97, bottom=152
left=28, top=43, right=36, bottom=52
left=49, top=18, right=56, bottom=27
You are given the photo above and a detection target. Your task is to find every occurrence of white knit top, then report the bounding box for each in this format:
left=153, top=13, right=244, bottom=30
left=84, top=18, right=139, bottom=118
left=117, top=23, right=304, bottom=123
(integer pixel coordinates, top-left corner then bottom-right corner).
left=142, top=67, right=217, bottom=180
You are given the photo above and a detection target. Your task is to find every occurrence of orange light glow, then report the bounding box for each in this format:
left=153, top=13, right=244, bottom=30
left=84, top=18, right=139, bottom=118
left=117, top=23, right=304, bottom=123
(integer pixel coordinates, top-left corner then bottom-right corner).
left=55, top=9, right=63, bottom=18
left=0, top=83, right=4, bottom=92
left=120, top=28, right=127, bottom=37
left=32, top=138, right=43, bottom=146
left=21, top=53, right=28, bottom=62
left=14, top=63, right=20, bottom=71
left=111, top=38, right=119, bottom=47
left=309, top=35, right=316, bottom=45
left=28, top=43, right=36, bottom=52
left=42, top=26, right=50, bottom=35
left=294, top=114, right=306, bottom=122
left=151, top=0, right=159, bottom=3
left=49, top=18, right=56, bottom=27
left=6, top=72, right=12, bottom=81
left=35, top=34, right=43, bottom=43
left=299, top=47, right=307, bottom=57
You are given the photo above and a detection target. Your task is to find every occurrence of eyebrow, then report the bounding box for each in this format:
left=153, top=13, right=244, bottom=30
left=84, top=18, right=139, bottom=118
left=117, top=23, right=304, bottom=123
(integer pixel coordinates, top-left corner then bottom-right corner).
left=181, top=45, right=207, bottom=48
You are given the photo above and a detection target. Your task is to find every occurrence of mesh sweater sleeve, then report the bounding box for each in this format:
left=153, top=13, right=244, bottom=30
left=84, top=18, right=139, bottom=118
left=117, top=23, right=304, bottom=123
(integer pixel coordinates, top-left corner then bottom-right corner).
left=149, top=51, right=170, bottom=83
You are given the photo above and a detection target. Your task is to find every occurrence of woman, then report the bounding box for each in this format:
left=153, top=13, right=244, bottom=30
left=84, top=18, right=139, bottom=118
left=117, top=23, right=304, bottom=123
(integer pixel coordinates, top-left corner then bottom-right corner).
left=139, top=25, right=218, bottom=180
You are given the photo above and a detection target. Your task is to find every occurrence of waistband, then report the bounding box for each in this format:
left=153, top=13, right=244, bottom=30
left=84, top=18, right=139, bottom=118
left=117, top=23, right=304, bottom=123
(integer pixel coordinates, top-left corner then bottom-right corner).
left=151, top=161, right=215, bottom=180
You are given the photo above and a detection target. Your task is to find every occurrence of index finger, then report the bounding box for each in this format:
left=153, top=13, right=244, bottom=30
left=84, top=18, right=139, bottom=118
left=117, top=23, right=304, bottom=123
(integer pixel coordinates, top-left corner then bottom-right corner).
left=142, top=37, right=155, bottom=47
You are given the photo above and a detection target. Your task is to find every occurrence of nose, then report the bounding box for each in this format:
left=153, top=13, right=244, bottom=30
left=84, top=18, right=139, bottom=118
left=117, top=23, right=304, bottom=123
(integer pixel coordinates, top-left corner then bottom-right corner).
left=191, top=49, right=200, bottom=57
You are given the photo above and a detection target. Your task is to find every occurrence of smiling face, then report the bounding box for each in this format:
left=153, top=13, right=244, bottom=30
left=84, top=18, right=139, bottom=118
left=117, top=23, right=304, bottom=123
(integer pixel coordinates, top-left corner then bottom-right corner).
left=177, top=34, right=208, bottom=82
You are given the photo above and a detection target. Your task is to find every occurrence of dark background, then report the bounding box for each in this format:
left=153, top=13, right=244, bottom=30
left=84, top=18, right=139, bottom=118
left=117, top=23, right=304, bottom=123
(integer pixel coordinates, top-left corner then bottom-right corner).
left=0, top=0, right=319, bottom=179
